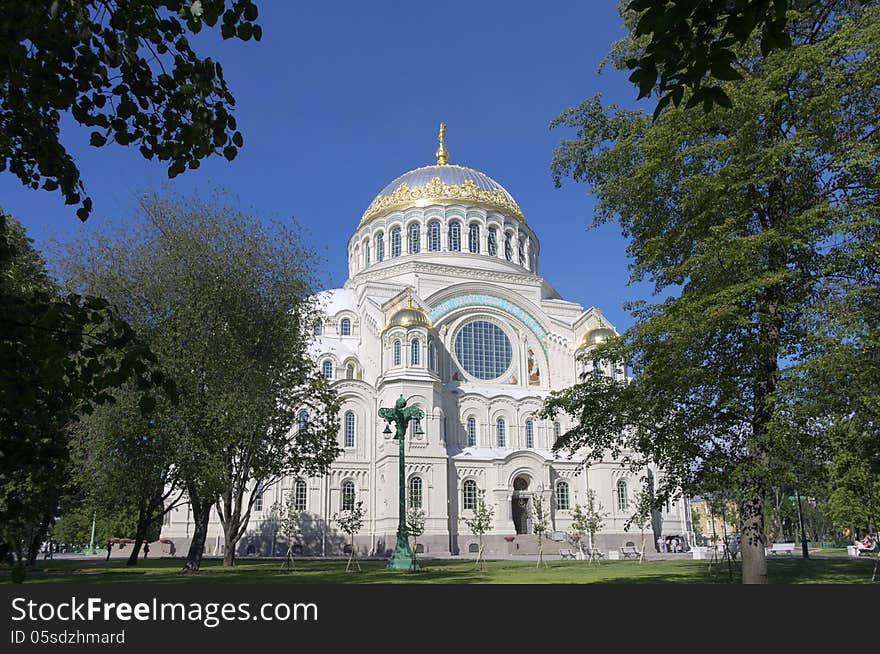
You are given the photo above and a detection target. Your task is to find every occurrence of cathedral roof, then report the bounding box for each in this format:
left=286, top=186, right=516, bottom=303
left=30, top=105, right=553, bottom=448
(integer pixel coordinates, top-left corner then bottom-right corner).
left=358, top=124, right=525, bottom=227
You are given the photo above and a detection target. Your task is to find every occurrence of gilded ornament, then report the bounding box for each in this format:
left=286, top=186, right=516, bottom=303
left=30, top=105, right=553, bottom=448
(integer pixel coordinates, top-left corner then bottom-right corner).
left=359, top=174, right=527, bottom=227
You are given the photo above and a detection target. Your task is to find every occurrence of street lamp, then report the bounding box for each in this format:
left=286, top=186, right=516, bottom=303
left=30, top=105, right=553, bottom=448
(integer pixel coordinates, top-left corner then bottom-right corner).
left=378, top=395, right=424, bottom=570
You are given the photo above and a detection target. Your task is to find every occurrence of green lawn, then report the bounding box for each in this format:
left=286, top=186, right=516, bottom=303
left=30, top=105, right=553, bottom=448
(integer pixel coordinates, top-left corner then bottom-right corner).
left=2, top=556, right=876, bottom=584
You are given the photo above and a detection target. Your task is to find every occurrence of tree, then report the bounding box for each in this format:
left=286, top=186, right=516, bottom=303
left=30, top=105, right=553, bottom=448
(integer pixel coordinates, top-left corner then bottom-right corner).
left=68, top=383, right=183, bottom=566
left=406, top=507, right=425, bottom=570
left=530, top=492, right=549, bottom=568
left=630, top=487, right=652, bottom=563
left=273, top=493, right=300, bottom=572
left=334, top=501, right=365, bottom=573
left=461, top=490, right=494, bottom=571
left=573, top=489, right=606, bottom=564
left=59, top=190, right=341, bottom=571
left=1, top=1, right=263, bottom=221
left=622, top=0, right=792, bottom=117
left=0, top=213, right=166, bottom=564
left=545, top=1, right=879, bottom=583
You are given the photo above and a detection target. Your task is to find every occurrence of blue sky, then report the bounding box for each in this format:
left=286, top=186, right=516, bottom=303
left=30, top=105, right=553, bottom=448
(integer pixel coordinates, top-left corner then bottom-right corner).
left=2, top=1, right=656, bottom=333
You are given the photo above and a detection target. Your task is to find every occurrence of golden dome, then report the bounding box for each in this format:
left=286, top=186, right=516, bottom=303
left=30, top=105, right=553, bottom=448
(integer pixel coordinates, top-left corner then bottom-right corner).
left=386, top=307, right=431, bottom=330
left=358, top=125, right=525, bottom=227
left=580, top=327, right=615, bottom=348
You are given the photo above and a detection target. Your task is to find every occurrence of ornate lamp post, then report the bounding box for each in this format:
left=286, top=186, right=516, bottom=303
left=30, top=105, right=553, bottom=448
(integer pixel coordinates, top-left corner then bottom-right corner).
left=379, top=395, right=424, bottom=570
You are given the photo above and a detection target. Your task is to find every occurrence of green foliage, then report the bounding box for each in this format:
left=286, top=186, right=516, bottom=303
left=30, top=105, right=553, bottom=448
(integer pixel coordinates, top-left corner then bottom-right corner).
left=334, top=501, right=366, bottom=538
left=461, top=490, right=495, bottom=537
left=530, top=493, right=549, bottom=536
left=573, top=489, right=606, bottom=551
left=51, top=506, right=140, bottom=549
left=0, top=1, right=261, bottom=220
left=545, top=2, right=879, bottom=582
left=58, top=190, right=341, bottom=568
left=406, top=506, right=425, bottom=539
left=623, top=0, right=792, bottom=117
left=0, top=213, right=166, bottom=563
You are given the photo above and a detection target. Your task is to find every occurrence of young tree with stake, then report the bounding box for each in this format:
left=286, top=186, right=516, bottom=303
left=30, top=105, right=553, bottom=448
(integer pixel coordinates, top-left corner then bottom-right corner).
left=462, top=490, right=494, bottom=571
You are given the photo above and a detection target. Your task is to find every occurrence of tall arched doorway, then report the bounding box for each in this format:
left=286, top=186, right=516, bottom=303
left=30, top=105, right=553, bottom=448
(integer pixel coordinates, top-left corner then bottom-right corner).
left=511, top=475, right=532, bottom=535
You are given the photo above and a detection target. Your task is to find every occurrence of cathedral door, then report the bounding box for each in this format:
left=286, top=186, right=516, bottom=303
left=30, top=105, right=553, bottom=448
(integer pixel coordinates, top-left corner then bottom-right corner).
left=512, top=496, right=530, bottom=535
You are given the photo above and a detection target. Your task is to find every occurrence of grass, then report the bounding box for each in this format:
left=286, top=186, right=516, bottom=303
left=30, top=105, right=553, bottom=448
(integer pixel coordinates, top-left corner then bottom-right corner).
left=2, top=555, right=876, bottom=584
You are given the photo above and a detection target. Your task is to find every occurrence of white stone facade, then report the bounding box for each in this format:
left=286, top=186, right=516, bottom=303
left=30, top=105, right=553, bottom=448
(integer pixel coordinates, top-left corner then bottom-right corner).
left=161, top=149, right=693, bottom=558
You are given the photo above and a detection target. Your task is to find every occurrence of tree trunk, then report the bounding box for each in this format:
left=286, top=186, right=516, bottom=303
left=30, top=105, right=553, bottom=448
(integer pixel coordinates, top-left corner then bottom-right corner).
left=182, top=498, right=213, bottom=572
left=27, top=513, right=52, bottom=565
left=223, top=529, right=237, bottom=567
left=127, top=536, right=144, bottom=567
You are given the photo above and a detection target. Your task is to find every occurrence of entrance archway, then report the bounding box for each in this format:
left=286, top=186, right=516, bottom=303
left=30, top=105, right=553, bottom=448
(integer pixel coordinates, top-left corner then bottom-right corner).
left=511, top=475, right=532, bottom=535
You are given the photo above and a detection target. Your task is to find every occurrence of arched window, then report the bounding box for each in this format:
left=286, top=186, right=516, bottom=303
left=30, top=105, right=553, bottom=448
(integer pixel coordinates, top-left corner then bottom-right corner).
left=297, top=409, right=309, bottom=432
left=428, top=220, right=441, bottom=251
left=393, top=339, right=401, bottom=366
left=462, top=480, right=478, bottom=510
left=390, top=227, right=401, bottom=257
left=617, top=479, right=629, bottom=511
left=525, top=419, right=534, bottom=448
left=346, top=364, right=354, bottom=379
left=428, top=338, right=436, bottom=370
left=468, top=223, right=480, bottom=253
left=344, top=410, right=355, bottom=448
left=410, top=338, right=420, bottom=366
left=322, top=360, right=333, bottom=379
left=341, top=480, right=355, bottom=511
left=556, top=481, right=570, bottom=510
left=409, top=417, right=422, bottom=436
left=448, top=222, right=461, bottom=251
left=340, top=318, right=351, bottom=336
left=294, top=479, right=307, bottom=511
left=408, top=222, right=421, bottom=254
left=364, top=240, right=371, bottom=266
left=496, top=418, right=505, bottom=447
left=408, top=476, right=423, bottom=509
left=466, top=416, right=476, bottom=447
left=518, top=238, right=525, bottom=265
left=376, top=232, right=385, bottom=262
left=254, top=489, right=263, bottom=512
left=487, top=227, right=497, bottom=256
left=313, top=319, right=323, bottom=336
left=504, top=233, right=513, bottom=261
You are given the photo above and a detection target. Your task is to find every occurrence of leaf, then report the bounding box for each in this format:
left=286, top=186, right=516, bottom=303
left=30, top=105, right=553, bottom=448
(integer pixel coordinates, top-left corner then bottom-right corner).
left=139, top=395, right=157, bottom=416
left=90, top=132, right=107, bottom=147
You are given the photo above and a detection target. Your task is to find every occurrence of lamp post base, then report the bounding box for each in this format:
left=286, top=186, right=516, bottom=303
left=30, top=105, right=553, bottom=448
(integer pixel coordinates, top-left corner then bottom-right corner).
left=387, top=532, right=418, bottom=570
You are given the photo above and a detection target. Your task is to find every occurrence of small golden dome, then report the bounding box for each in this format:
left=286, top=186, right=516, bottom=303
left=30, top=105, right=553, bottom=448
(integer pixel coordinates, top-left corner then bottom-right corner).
left=386, top=307, right=431, bottom=330
left=580, top=327, right=615, bottom=348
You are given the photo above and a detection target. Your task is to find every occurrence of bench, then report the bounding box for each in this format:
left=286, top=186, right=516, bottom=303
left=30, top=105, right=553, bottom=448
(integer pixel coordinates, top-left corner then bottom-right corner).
left=766, top=543, right=796, bottom=555
left=620, top=545, right=641, bottom=560
left=559, top=548, right=576, bottom=560
left=584, top=547, right=606, bottom=560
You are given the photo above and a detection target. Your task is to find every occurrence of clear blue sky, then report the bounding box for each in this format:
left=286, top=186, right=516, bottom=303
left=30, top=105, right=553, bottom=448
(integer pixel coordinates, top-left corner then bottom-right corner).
left=1, top=1, right=656, bottom=333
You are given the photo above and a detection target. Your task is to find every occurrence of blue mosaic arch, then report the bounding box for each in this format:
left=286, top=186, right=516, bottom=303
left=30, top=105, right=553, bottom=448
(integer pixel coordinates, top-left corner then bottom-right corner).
left=429, top=294, right=547, bottom=348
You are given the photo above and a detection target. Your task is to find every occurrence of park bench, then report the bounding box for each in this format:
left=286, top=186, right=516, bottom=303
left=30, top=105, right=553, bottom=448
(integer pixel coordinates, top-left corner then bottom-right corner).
left=559, top=548, right=576, bottom=560
left=766, top=543, right=796, bottom=555
left=620, top=545, right=641, bottom=560
left=583, top=547, right=606, bottom=560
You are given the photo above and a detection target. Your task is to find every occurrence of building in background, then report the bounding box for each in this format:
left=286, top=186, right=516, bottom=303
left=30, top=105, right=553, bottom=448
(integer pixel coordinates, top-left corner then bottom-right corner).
left=161, top=126, right=693, bottom=557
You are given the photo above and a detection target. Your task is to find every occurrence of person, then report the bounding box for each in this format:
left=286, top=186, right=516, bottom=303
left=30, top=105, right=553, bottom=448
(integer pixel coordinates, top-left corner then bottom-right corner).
left=106, top=540, right=113, bottom=561
left=143, top=543, right=150, bottom=559
left=855, top=535, right=875, bottom=553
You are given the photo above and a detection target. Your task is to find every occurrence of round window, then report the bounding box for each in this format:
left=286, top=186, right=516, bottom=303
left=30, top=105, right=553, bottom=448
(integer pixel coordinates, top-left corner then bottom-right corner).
left=454, top=320, right=513, bottom=380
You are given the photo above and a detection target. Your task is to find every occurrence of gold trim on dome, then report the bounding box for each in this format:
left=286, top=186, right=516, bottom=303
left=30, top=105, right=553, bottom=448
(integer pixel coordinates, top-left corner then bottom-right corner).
left=359, top=176, right=526, bottom=227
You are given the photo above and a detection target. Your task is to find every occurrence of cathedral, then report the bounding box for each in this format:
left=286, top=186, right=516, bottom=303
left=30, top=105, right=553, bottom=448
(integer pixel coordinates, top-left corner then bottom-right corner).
left=160, top=126, right=692, bottom=557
